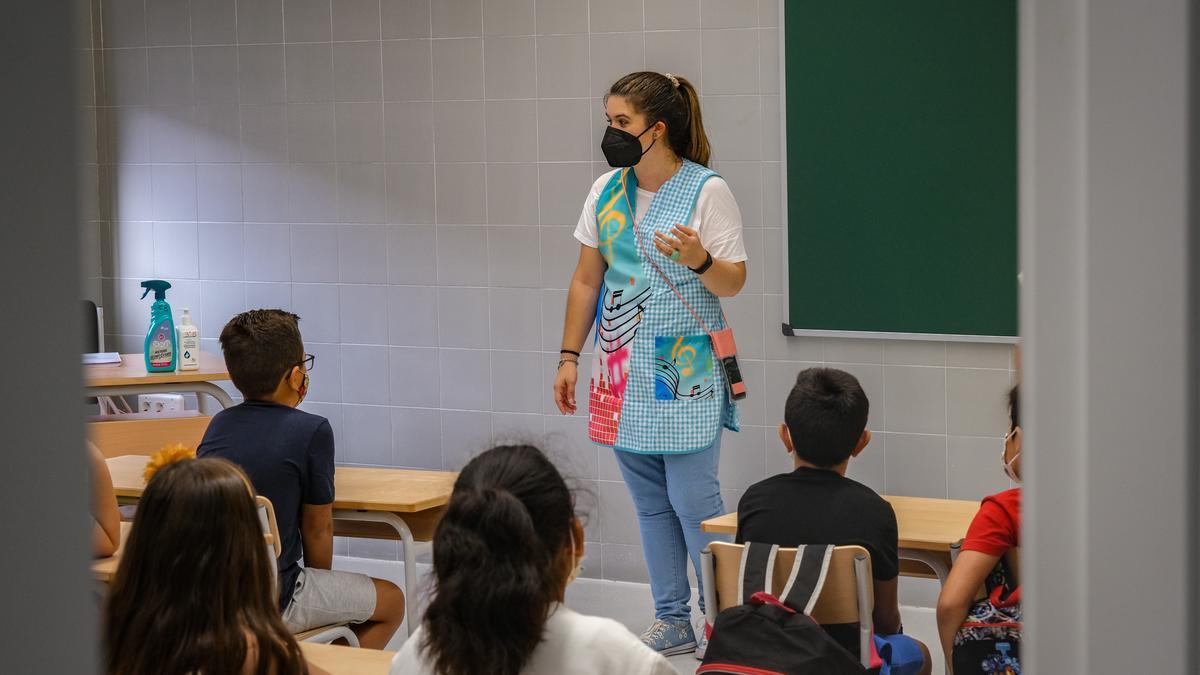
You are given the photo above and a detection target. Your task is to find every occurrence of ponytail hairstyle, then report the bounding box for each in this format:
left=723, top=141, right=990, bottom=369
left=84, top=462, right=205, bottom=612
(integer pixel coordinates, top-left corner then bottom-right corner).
left=608, top=71, right=711, bottom=166
left=104, top=457, right=307, bottom=675
left=421, top=445, right=577, bottom=675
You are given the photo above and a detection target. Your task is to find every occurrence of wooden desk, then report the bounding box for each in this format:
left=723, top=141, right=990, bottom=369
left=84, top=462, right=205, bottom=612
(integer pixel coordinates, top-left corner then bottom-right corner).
left=84, top=351, right=234, bottom=413
left=300, top=642, right=394, bottom=675
left=89, top=414, right=213, bottom=458
left=701, top=495, right=979, bottom=583
left=107, top=455, right=457, bottom=635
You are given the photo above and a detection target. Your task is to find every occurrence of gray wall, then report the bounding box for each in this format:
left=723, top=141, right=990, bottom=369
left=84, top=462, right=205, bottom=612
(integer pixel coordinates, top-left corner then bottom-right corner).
left=93, top=0, right=1016, bottom=582
left=0, top=0, right=94, bottom=671
left=1021, top=0, right=1197, bottom=671
left=80, top=0, right=105, bottom=308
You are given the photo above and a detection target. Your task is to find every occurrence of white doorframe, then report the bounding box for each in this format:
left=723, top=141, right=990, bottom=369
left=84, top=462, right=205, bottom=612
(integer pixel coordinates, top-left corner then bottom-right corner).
left=1020, top=0, right=1197, bottom=671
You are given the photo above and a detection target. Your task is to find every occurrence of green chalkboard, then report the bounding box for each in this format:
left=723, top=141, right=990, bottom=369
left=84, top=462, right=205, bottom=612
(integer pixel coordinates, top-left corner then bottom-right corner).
left=784, top=0, right=1018, bottom=340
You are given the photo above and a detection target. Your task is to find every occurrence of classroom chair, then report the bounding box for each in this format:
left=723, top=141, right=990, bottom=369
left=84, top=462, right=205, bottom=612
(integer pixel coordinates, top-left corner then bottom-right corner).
left=257, top=496, right=360, bottom=648
left=701, top=542, right=876, bottom=669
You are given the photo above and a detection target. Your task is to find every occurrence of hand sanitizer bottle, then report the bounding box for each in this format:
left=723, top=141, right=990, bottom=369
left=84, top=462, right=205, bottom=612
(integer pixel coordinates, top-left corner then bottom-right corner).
left=177, top=308, right=200, bottom=371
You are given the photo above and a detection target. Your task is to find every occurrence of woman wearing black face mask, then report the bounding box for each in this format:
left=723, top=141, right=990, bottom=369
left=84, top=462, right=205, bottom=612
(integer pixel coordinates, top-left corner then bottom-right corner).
left=552, top=71, right=748, bottom=660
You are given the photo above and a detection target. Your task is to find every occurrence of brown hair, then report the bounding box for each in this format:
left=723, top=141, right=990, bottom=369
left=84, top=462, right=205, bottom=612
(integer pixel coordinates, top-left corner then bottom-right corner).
left=607, top=71, right=711, bottom=166
left=219, top=309, right=304, bottom=399
left=421, top=445, right=576, bottom=675
left=104, top=457, right=307, bottom=675
left=1008, top=385, right=1020, bottom=430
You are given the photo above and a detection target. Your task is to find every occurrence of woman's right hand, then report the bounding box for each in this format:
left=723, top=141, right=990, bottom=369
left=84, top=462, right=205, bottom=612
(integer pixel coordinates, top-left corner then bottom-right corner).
left=557, top=244, right=605, bottom=416
left=553, top=361, right=579, bottom=415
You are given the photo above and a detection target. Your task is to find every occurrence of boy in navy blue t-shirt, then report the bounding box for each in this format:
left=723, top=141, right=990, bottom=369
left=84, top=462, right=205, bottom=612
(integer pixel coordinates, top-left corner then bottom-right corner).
left=199, top=309, right=403, bottom=649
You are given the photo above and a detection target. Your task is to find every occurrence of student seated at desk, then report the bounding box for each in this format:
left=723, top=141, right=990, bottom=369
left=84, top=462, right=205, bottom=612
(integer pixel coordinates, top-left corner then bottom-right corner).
left=198, top=309, right=404, bottom=649
left=937, top=385, right=1022, bottom=668
left=105, top=455, right=326, bottom=675
left=736, top=367, right=931, bottom=675
left=89, top=441, right=121, bottom=557
left=393, top=444, right=675, bottom=675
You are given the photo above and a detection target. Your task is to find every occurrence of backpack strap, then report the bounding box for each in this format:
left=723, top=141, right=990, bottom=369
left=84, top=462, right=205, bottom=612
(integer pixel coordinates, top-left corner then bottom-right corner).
left=737, top=542, right=779, bottom=605
left=779, top=544, right=834, bottom=615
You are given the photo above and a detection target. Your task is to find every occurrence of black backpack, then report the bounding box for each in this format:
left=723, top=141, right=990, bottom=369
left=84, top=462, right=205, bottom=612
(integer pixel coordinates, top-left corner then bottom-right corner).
left=699, top=542, right=877, bottom=675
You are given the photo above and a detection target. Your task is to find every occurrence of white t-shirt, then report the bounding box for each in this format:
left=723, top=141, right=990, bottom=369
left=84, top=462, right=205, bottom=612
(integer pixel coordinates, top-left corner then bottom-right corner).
left=391, top=605, right=676, bottom=675
left=574, top=169, right=748, bottom=263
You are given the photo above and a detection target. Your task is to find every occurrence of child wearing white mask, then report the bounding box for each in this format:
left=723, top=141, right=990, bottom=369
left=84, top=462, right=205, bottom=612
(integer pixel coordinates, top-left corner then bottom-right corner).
left=935, top=386, right=1023, bottom=668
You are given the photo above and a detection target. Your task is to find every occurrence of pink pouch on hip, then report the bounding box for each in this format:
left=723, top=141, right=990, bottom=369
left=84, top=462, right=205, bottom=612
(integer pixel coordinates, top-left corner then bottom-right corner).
left=709, top=327, right=747, bottom=401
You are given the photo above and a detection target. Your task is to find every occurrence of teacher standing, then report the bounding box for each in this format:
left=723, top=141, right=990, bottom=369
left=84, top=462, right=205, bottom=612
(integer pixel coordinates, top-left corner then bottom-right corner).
left=553, top=71, right=747, bottom=658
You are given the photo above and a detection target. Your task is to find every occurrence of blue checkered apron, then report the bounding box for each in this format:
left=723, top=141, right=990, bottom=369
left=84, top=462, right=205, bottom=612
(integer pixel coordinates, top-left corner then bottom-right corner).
left=588, top=161, right=741, bottom=455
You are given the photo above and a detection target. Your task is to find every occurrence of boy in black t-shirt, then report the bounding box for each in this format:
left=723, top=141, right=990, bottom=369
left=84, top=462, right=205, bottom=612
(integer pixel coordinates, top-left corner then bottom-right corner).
left=198, top=309, right=404, bottom=649
left=737, top=367, right=931, bottom=675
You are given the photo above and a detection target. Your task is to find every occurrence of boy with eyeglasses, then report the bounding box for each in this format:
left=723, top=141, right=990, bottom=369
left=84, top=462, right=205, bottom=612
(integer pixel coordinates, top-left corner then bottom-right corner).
left=199, top=309, right=404, bottom=649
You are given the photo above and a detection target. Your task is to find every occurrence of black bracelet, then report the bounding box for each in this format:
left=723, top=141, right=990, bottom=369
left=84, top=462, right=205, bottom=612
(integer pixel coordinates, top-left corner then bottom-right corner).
left=690, top=251, right=714, bottom=275
left=560, top=349, right=581, bottom=358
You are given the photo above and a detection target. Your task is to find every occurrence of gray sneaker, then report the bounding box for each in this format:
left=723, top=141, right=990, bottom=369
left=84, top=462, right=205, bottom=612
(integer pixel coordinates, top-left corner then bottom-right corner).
left=694, top=619, right=710, bottom=660
left=639, top=619, right=697, bottom=657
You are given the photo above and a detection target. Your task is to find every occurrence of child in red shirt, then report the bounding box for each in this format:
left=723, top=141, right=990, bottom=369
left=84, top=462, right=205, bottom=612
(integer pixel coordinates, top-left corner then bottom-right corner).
left=936, top=385, right=1022, bottom=668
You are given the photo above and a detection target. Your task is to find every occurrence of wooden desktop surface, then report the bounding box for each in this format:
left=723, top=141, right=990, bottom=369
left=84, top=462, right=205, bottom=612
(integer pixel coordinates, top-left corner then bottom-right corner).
left=107, top=455, right=457, bottom=514
left=300, top=642, right=394, bottom=675
left=701, top=494, right=979, bottom=552
left=85, top=351, right=229, bottom=386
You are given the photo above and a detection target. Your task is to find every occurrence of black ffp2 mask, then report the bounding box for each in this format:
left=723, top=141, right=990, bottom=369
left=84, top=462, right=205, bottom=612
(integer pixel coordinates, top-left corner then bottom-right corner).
left=601, top=124, right=656, bottom=167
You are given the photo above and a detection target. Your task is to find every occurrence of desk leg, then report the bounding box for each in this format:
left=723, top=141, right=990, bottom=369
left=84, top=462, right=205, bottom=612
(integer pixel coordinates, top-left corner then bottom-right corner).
left=193, top=382, right=234, bottom=412
left=333, top=509, right=420, bottom=637
left=899, top=548, right=950, bottom=585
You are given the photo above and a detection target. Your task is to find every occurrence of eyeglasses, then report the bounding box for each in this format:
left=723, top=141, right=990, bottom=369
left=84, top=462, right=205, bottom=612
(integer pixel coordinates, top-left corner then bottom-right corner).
left=289, top=353, right=315, bottom=375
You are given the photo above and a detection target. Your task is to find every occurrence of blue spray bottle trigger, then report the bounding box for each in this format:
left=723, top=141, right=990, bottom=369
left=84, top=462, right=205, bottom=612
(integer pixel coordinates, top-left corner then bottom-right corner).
left=139, top=279, right=172, bottom=301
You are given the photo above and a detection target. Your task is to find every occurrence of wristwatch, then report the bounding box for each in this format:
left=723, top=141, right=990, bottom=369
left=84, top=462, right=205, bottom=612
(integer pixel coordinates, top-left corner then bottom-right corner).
left=690, top=251, right=714, bottom=275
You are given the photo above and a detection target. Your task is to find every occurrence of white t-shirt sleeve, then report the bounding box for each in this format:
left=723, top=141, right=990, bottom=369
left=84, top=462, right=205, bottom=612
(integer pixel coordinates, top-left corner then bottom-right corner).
left=573, top=170, right=619, bottom=249
left=648, top=655, right=679, bottom=675
left=394, top=608, right=674, bottom=675
left=602, top=621, right=676, bottom=675
left=391, top=626, right=435, bottom=675
left=565, top=614, right=676, bottom=675
left=693, top=176, right=748, bottom=263
left=573, top=170, right=747, bottom=265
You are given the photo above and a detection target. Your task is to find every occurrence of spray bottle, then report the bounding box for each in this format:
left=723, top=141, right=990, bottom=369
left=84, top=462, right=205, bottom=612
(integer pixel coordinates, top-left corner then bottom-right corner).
left=140, top=280, right=177, bottom=372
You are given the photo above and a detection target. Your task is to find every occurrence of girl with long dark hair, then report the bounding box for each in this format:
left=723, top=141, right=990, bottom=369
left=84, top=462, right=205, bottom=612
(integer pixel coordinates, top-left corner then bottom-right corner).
left=104, top=456, right=316, bottom=675
left=392, top=445, right=673, bottom=675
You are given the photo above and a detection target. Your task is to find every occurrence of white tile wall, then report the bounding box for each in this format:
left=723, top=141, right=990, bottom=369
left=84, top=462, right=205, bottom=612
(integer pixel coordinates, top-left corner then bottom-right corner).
left=94, top=0, right=1017, bottom=584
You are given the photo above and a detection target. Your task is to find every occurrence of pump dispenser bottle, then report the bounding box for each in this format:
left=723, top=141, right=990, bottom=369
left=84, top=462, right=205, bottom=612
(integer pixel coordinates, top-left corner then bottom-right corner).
left=177, top=308, right=199, bottom=371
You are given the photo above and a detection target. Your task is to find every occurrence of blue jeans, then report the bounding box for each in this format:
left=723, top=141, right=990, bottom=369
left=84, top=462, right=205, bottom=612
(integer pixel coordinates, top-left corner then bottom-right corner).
left=614, top=435, right=726, bottom=623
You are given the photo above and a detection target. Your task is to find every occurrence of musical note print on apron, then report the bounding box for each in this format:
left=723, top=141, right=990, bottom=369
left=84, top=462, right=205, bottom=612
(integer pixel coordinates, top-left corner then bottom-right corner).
left=653, top=335, right=715, bottom=401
